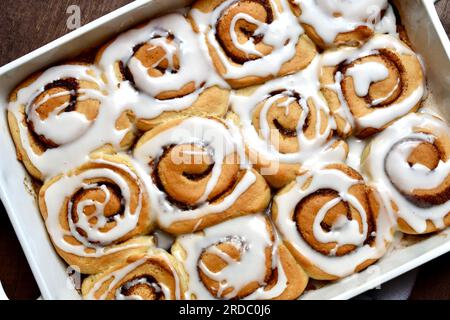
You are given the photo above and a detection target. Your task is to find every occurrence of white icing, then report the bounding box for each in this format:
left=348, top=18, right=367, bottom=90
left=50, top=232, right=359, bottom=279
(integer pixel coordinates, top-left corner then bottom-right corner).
left=273, top=167, right=393, bottom=277
left=85, top=249, right=182, bottom=300
left=313, top=197, right=365, bottom=246
left=374, top=5, right=397, bottom=36
left=133, top=117, right=257, bottom=229
left=358, top=86, right=424, bottom=128
left=362, top=113, right=450, bottom=233
left=324, top=70, right=355, bottom=134
left=173, top=214, right=289, bottom=300
left=43, top=158, right=144, bottom=257
left=27, top=89, right=91, bottom=145
left=229, top=13, right=265, bottom=57
left=320, top=34, right=426, bottom=130
left=346, top=62, right=389, bottom=97
left=346, top=137, right=366, bottom=171
left=293, top=0, right=396, bottom=45
left=321, top=35, right=415, bottom=66
left=153, top=229, right=175, bottom=250
left=191, top=0, right=304, bottom=80
left=231, top=56, right=348, bottom=167
left=385, top=138, right=450, bottom=191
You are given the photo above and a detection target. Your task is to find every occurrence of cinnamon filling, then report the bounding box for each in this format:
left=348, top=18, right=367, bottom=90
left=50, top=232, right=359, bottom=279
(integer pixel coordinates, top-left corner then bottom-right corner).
left=253, top=91, right=316, bottom=154
left=294, top=186, right=376, bottom=256
left=272, top=119, right=298, bottom=137
left=339, top=51, right=403, bottom=111
left=216, top=0, right=274, bottom=64
left=119, top=276, right=164, bottom=300
left=152, top=144, right=239, bottom=210
left=70, top=182, right=125, bottom=242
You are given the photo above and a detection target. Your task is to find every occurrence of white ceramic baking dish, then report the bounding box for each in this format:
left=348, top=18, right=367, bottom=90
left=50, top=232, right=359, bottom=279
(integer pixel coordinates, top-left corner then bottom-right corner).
left=0, top=0, right=448, bottom=300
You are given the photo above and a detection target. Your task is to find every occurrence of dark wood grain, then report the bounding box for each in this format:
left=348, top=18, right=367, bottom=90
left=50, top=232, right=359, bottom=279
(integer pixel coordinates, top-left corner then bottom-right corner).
left=436, top=0, right=450, bottom=37
left=0, top=0, right=133, bottom=66
left=0, top=0, right=449, bottom=300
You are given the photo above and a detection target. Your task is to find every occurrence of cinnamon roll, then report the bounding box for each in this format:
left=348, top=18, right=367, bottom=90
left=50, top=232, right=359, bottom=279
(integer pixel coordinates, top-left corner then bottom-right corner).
left=320, top=34, right=426, bottom=138
left=38, top=153, right=154, bottom=274
left=289, top=0, right=397, bottom=48
left=171, top=214, right=308, bottom=300
left=230, top=59, right=348, bottom=188
left=96, top=13, right=229, bottom=131
left=190, top=0, right=317, bottom=89
left=272, top=163, right=393, bottom=280
left=133, top=116, right=271, bottom=235
left=82, top=248, right=188, bottom=300
left=7, top=64, right=135, bottom=180
left=361, top=113, right=450, bottom=234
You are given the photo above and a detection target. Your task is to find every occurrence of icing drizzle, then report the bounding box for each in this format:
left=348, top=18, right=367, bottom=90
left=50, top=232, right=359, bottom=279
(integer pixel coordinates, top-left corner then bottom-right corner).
left=293, top=0, right=397, bottom=45
left=191, top=0, right=304, bottom=80
left=362, top=113, right=450, bottom=233
left=173, top=214, right=289, bottom=300
left=231, top=56, right=347, bottom=166
left=273, top=166, right=393, bottom=277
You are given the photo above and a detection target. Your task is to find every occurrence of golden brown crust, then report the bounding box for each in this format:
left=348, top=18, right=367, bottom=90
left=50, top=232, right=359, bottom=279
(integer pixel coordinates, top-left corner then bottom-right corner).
left=136, top=86, right=230, bottom=131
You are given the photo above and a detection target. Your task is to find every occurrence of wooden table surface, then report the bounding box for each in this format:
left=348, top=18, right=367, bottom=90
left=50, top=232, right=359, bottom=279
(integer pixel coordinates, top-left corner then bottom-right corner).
left=0, top=0, right=449, bottom=300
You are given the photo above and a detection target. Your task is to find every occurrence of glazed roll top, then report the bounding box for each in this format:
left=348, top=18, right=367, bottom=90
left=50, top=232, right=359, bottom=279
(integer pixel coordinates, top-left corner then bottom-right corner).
left=133, top=116, right=271, bottom=235
left=7, top=64, right=135, bottom=180
left=290, top=0, right=397, bottom=48
left=320, top=35, right=425, bottom=138
left=96, top=13, right=229, bottom=131
left=172, top=214, right=308, bottom=300
left=362, top=113, right=450, bottom=234
left=231, top=60, right=348, bottom=188
left=82, top=248, right=188, bottom=300
left=190, top=0, right=317, bottom=88
left=272, top=163, right=393, bottom=280
left=38, top=154, right=154, bottom=274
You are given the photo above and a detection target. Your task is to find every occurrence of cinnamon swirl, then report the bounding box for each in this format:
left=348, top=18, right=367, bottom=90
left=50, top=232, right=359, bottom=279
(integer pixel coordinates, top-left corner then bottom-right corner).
left=320, top=34, right=426, bottom=138
left=272, top=163, right=393, bottom=280
left=38, top=153, right=154, bottom=274
left=230, top=57, right=349, bottom=188
left=82, top=248, right=188, bottom=300
left=172, top=214, right=308, bottom=299
left=190, top=0, right=317, bottom=89
left=361, top=113, right=450, bottom=234
left=96, top=13, right=230, bottom=131
left=8, top=63, right=135, bottom=180
left=133, top=116, right=271, bottom=235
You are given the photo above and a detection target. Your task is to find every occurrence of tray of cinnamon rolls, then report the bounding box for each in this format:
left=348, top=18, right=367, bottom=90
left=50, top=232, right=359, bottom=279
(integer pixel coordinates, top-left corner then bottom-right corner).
left=0, top=0, right=449, bottom=300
